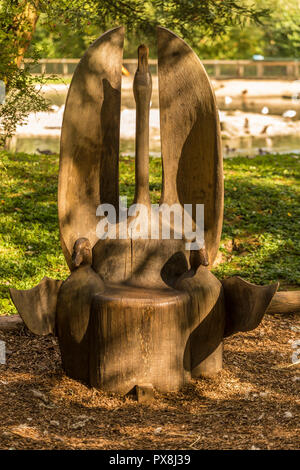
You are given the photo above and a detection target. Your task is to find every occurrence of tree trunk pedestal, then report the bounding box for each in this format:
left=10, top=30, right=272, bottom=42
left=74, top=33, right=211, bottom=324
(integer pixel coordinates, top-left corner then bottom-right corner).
left=89, top=285, right=194, bottom=393
left=88, top=279, right=225, bottom=394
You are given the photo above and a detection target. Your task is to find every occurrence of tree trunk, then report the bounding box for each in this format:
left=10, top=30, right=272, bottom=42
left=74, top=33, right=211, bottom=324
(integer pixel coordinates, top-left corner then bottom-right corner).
left=12, top=1, right=40, bottom=69
left=267, top=291, right=300, bottom=314
left=88, top=269, right=226, bottom=394
left=89, top=285, right=192, bottom=393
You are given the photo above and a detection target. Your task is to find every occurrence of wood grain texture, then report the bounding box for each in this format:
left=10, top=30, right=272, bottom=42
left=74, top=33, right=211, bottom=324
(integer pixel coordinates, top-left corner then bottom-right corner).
left=157, top=26, right=223, bottom=267
left=133, top=44, right=152, bottom=206
left=0, top=315, right=23, bottom=331
left=58, top=26, right=124, bottom=269
left=92, top=42, right=191, bottom=289
left=175, top=266, right=225, bottom=377
left=89, top=284, right=192, bottom=393
left=193, top=343, right=223, bottom=378
left=56, top=265, right=105, bottom=383
left=133, top=384, right=154, bottom=403
left=9, top=277, right=62, bottom=335
left=93, top=238, right=190, bottom=288
left=92, top=32, right=220, bottom=287
left=88, top=269, right=226, bottom=391
left=222, top=276, right=279, bottom=337
left=267, top=290, right=300, bottom=314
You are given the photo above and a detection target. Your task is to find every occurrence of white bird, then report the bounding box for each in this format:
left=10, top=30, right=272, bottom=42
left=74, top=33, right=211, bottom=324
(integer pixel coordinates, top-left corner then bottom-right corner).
left=282, top=110, right=296, bottom=118
left=261, top=106, right=269, bottom=115
left=50, top=104, right=60, bottom=112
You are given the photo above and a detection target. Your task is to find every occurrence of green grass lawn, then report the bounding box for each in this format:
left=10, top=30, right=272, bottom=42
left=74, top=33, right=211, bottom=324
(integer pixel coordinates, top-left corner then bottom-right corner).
left=0, top=150, right=299, bottom=315
left=33, top=76, right=72, bottom=85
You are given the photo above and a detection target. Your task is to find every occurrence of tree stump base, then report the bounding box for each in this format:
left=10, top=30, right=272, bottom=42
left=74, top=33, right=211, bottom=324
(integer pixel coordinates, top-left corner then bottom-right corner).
left=89, top=284, right=193, bottom=393
left=87, top=273, right=226, bottom=394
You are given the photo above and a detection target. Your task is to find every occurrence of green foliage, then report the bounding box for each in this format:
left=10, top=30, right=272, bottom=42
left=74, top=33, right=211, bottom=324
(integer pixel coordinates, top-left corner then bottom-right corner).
left=1, top=1, right=268, bottom=145
left=261, top=0, right=300, bottom=58
left=196, top=0, right=300, bottom=59
left=28, top=1, right=269, bottom=58
left=0, top=74, right=51, bottom=147
left=0, top=1, right=51, bottom=145
left=0, top=151, right=299, bottom=315
left=1, top=1, right=267, bottom=143
left=28, top=0, right=300, bottom=59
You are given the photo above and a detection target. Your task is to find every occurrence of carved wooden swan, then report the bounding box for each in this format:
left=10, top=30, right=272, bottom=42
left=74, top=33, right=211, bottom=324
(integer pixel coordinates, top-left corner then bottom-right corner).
left=9, top=27, right=298, bottom=395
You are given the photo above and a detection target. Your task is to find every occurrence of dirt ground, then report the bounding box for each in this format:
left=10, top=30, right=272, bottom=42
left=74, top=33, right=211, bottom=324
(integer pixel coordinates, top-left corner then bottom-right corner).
left=0, top=313, right=299, bottom=450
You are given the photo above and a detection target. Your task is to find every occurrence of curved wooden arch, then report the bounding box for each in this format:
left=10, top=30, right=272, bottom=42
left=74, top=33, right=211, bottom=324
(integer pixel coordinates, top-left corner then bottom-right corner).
left=58, top=26, right=124, bottom=269
left=157, top=26, right=224, bottom=266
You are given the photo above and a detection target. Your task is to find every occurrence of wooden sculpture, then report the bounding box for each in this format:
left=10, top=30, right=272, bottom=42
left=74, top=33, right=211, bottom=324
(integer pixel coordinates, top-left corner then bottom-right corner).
left=9, top=26, right=300, bottom=395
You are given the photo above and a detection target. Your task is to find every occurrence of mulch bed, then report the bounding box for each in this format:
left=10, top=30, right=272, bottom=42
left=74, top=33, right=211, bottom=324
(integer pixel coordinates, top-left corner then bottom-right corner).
left=0, top=313, right=299, bottom=450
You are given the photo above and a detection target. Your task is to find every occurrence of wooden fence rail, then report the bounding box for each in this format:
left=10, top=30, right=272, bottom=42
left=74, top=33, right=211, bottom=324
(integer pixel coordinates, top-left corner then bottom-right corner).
left=23, top=58, right=300, bottom=79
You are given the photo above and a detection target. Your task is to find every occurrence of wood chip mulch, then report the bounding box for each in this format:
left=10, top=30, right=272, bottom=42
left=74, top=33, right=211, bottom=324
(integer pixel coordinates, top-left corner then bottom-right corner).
left=0, top=313, right=299, bottom=450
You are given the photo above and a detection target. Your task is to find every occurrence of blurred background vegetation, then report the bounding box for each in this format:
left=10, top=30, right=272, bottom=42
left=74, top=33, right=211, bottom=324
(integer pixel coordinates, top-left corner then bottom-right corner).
left=27, top=0, right=300, bottom=60
left=1, top=0, right=299, bottom=145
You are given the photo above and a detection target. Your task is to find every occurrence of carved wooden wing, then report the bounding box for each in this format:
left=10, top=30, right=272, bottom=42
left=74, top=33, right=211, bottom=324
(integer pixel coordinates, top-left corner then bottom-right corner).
left=157, top=26, right=223, bottom=266
left=58, top=26, right=124, bottom=269
left=9, top=277, right=63, bottom=335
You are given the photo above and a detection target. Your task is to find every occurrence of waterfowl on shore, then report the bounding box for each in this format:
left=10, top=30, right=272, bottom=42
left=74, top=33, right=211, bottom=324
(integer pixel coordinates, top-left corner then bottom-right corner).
left=36, top=148, right=55, bottom=155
